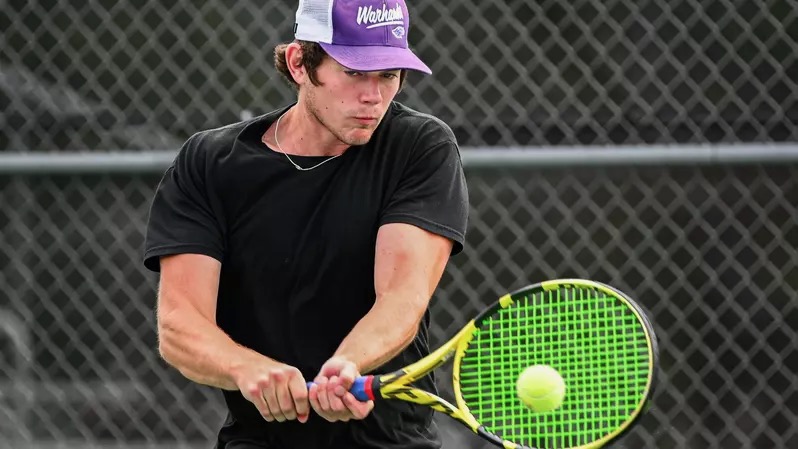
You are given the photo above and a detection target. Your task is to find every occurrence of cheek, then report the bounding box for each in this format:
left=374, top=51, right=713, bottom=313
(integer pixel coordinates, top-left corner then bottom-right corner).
left=382, top=83, right=400, bottom=102
left=313, top=86, right=336, bottom=111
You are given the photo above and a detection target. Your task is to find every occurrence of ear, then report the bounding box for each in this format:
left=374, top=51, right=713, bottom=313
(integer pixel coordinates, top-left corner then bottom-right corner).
left=285, top=43, right=308, bottom=85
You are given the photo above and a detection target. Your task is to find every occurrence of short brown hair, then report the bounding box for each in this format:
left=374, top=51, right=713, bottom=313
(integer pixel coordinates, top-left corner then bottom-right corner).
left=274, top=40, right=407, bottom=90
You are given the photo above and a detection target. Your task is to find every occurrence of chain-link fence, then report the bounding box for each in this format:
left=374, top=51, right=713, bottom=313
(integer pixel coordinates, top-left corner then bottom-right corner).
left=2, top=0, right=798, bottom=447
left=1, top=159, right=796, bottom=448
left=2, top=0, right=798, bottom=151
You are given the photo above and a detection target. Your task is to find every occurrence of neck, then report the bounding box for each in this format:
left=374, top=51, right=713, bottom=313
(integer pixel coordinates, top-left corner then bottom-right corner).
left=273, top=104, right=350, bottom=157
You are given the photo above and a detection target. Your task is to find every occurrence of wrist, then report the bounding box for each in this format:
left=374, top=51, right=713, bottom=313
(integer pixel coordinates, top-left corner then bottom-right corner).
left=226, top=357, right=249, bottom=388
left=227, top=349, right=271, bottom=387
left=330, top=351, right=363, bottom=372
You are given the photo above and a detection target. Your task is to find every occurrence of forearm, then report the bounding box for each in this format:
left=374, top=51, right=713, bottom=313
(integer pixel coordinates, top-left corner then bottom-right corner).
left=158, top=305, right=269, bottom=390
left=334, top=223, right=452, bottom=374
left=333, top=292, right=426, bottom=374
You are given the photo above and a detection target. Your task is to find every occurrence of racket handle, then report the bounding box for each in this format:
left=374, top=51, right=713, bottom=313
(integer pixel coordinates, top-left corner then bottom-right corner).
left=350, top=376, right=373, bottom=401
left=305, top=375, right=375, bottom=402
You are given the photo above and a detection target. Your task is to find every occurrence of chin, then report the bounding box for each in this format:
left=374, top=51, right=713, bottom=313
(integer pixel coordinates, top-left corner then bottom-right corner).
left=345, top=129, right=375, bottom=146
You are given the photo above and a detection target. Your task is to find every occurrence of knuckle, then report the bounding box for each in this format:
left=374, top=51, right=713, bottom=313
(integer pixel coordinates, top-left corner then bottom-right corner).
left=294, top=389, right=309, bottom=401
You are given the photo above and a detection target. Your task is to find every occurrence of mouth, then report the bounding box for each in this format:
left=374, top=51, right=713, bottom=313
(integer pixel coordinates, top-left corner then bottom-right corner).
left=353, top=116, right=379, bottom=125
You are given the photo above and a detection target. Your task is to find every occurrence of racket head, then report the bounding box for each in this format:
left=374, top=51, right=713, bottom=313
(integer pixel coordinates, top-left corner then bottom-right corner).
left=452, top=279, right=659, bottom=449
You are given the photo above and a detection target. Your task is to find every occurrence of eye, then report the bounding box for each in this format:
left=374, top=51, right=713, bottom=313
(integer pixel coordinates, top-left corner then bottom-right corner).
left=345, top=71, right=364, bottom=77
left=381, top=72, right=399, bottom=79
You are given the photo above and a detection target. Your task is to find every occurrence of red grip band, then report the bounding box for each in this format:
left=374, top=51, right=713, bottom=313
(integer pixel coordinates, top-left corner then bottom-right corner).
left=365, top=376, right=375, bottom=401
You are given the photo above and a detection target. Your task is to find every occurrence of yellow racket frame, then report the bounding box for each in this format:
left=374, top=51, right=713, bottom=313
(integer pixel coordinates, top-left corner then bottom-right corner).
left=365, top=279, right=658, bottom=449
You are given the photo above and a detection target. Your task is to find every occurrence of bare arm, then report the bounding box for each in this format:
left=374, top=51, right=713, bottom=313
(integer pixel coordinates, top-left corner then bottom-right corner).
left=335, top=222, right=453, bottom=372
left=157, top=253, right=250, bottom=389
left=157, top=253, right=309, bottom=422
left=308, top=223, right=453, bottom=422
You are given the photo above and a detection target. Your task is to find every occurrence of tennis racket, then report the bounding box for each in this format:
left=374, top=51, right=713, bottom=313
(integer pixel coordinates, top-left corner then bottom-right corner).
left=326, top=279, right=659, bottom=449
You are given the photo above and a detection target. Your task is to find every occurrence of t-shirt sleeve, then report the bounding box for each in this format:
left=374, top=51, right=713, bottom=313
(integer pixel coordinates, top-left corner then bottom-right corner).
left=379, top=132, right=469, bottom=255
left=142, top=133, right=225, bottom=272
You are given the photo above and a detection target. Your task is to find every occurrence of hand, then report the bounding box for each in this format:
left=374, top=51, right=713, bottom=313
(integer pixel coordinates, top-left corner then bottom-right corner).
left=233, top=358, right=309, bottom=423
left=309, top=356, right=374, bottom=422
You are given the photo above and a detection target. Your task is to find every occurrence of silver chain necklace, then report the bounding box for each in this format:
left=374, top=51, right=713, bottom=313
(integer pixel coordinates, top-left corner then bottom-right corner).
left=273, top=113, right=342, bottom=171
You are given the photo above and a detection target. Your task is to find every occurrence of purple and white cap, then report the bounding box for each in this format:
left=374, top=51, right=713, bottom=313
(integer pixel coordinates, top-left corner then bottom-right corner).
left=294, top=0, right=432, bottom=74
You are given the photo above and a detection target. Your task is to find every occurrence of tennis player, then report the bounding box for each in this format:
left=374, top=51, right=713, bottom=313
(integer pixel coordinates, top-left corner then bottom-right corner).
left=143, top=0, right=468, bottom=447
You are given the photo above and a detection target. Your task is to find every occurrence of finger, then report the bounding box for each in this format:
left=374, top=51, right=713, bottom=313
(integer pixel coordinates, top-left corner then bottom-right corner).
left=307, top=382, right=321, bottom=416
left=288, top=374, right=310, bottom=423
left=246, top=383, right=274, bottom=422
left=310, top=382, right=340, bottom=423
left=315, top=377, right=331, bottom=412
left=324, top=375, right=339, bottom=402
left=320, top=380, right=350, bottom=422
left=327, top=385, right=348, bottom=414
left=343, top=392, right=374, bottom=419
left=261, top=380, right=286, bottom=422
left=323, top=375, right=334, bottom=398
left=273, top=371, right=298, bottom=421
left=328, top=375, right=348, bottom=398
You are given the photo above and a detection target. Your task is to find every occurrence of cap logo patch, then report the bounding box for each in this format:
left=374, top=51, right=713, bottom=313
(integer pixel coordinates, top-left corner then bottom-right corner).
left=357, top=3, right=404, bottom=29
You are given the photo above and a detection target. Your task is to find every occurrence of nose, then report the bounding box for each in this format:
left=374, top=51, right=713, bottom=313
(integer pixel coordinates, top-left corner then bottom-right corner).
left=359, top=76, right=382, bottom=105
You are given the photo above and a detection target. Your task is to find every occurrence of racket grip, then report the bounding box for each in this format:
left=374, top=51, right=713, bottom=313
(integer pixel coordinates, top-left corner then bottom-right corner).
left=305, top=376, right=374, bottom=402
left=350, top=376, right=372, bottom=401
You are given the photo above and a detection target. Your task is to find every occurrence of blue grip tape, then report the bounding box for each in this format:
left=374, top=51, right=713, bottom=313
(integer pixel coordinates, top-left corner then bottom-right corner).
left=306, top=377, right=371, bottom=402
left=349, top=377, right=370, bottom=401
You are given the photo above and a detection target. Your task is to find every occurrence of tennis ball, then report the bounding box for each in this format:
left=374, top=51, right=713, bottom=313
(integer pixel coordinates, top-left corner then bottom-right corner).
left=516, top=365, right=566, bottom=413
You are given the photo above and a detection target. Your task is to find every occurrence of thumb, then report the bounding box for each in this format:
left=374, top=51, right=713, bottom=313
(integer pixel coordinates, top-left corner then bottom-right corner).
left=338, top=361, right=359, bottom=385
left=332, top=361, right=360, bottom=397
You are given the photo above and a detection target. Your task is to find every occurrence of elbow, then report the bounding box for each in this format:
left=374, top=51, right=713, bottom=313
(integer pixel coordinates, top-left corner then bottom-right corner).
left=401, top=328, right=418, bottom=352
left=156, top=323, right=207, bottom=385
left=156, top=302, right=194, bottom=370
left=373, top=304, right=421, bottom=351
left=157, top=340, right=174, bottom=367
left=156, top=320, right=182, bottom=369
left=373, top=291, right=430, bottom=349
left=397, top=311, right=426, bottom=349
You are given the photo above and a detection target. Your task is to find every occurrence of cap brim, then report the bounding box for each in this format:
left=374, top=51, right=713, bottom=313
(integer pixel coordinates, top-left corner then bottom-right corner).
left=319, top=43, right=432, bottom=74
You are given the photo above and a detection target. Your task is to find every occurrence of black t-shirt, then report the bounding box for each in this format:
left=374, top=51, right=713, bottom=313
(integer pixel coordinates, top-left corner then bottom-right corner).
left=143, top=101, right=469, bottom=448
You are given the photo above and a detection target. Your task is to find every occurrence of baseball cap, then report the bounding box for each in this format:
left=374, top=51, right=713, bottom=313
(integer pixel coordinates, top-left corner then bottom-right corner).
left=293, top=0, right=432, bottom=74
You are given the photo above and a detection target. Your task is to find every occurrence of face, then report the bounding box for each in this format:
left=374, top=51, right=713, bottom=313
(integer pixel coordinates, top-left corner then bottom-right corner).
left=299, top=55, right=402, bottom=146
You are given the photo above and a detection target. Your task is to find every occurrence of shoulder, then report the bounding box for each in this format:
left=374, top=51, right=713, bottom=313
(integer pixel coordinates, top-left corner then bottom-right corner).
left=180, top=119, right=251, bottom=160
left=385, top=102, right=458, bottom=148
left=174, top=110, right=279, bottom=169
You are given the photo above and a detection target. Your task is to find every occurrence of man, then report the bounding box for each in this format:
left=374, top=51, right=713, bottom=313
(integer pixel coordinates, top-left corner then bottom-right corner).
left=143, top=0, right=469, bottom=447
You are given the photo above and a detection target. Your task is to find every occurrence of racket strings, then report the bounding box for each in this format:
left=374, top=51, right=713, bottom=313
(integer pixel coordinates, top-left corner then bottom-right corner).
left=458, top=287, right=651, bottom=449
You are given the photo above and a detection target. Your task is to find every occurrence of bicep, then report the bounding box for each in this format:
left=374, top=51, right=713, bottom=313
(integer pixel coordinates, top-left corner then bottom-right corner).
left=379, top=138, right=468, bottom=256
left=374, top=223, right=453, bottom=304
left=158, top=253, right=221, bottom=324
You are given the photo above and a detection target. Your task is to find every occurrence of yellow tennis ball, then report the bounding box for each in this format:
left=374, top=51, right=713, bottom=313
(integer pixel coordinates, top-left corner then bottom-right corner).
left=516, top=365, right=566, bottom=413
